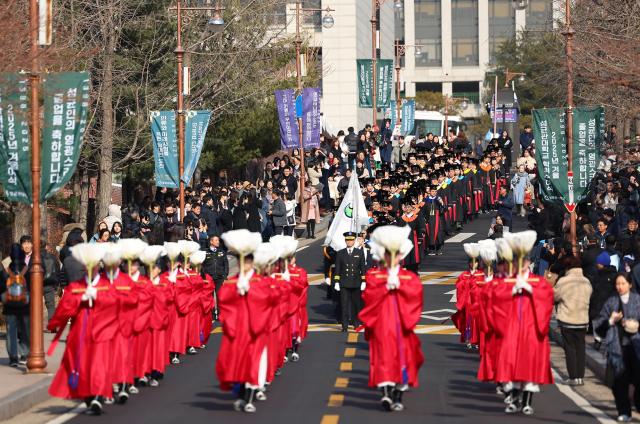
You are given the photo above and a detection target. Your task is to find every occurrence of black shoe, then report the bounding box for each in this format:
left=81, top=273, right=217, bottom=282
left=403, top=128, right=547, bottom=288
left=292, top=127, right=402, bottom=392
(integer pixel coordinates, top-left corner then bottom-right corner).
left=380, top=385, right=393, bottom=411
left=391, top=388, right=404, bottom=412
left=522, top=391, right=534, bottom=415
left=18, top=356, right=27, bottom=365
left=9, top=359, right=18, bottom=368
left=89, top=399, right=103, bottom=415
left=117, top=389, right=129, bottom=405
left=341, top=328, right=348, bottom=333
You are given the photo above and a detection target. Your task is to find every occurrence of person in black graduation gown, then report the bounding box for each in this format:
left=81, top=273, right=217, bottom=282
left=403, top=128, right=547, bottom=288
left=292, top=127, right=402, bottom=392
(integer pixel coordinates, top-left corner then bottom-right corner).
left=423, top=185, right=446, bottom=256
left=333, top=232, right=367, bottom=332
left=400, top=195, right=425, bottom=273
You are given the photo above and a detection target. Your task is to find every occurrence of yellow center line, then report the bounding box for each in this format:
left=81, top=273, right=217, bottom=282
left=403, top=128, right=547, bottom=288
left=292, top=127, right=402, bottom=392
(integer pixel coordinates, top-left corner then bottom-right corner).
left=347, top=333, right=359, bottom=343
left=339, top=362, right=352, bottom=371
left=320, top=415, right=340, bottom=424
left=327, top=394, right=344, bottom=407
left=334, top=377, right=349, bottom=388
left=343, top=348, right=356, bottom=358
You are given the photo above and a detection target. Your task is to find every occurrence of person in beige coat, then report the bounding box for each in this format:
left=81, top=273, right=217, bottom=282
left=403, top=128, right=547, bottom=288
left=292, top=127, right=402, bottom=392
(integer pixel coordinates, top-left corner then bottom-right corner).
left=301, top=181, right=321, bottom=239
left=554, top=255, right=593, bottom=386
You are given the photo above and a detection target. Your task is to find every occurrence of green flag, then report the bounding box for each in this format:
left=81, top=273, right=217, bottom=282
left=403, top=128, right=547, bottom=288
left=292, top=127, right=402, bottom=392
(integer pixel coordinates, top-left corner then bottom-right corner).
left=572, top=106, right=604, bottom=203
left=376, top=59, right=393, bottom=108
left=40, top=72, right=90, bottom=201
left=151, top=111, right=179, bottom=188
left=0, top=74, right=32, bottom=203
left=533, top=108, right=567, bottom=205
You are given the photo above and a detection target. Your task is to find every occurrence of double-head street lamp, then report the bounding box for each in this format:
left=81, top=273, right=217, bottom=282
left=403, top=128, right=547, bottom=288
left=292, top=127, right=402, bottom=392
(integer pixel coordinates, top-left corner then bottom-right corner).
left=393, top=39, right=422, bottom=128
left=291, top=1, right=334, bottom=206
left=487, top=68, right=526, bottom=136
left=370, top=0, right=402, bottom=128
left=170, top=0, right=225, bottom=220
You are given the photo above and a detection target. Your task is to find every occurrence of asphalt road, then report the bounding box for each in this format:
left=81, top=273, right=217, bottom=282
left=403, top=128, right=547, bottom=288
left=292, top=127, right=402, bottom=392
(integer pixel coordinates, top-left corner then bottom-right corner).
left=55, top=213, right=610, bottom=424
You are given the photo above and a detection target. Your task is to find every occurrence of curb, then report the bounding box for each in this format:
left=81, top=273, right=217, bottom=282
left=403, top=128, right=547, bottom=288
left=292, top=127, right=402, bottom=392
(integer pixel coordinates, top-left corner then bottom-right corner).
left=549, top=322, right=607, bottom=382
left=0, top=376, right=52, bottom=422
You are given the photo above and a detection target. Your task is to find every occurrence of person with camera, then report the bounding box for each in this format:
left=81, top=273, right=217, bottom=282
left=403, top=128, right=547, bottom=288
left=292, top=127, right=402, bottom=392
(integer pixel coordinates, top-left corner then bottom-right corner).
left=593, top=273, right=640, bottom=422
left=0, top=244, right=31, bottom=367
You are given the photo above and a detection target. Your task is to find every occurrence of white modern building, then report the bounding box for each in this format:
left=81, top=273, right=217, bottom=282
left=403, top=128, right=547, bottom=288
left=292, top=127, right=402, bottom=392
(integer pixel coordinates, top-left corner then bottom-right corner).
left=276, top=1, right=396, bottom=133
left=274, top=0, right=559, bottom=132
left=394, top=0, right=559, bottom=118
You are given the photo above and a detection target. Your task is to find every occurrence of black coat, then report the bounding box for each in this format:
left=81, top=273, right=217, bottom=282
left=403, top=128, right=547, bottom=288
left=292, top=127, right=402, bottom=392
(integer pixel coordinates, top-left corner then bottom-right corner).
left=219, top=208, right=233, bottom=234
left=333, top=247, right=366, bottom=289
left=201, top=205, right=221, bottom=237
left=202, top=247, right=229, bottom=282
left=246, top=199, right=262, bottom=233
left=232, top=205, right=248, bottom=230
left=589, top=265, right=618, bottom=321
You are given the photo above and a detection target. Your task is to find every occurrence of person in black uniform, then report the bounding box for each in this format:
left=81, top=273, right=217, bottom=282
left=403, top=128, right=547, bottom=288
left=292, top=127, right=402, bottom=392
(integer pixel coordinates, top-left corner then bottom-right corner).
left=202, top=235, right=229, bottom=319
left=322, top=245, right=336, bottom=301
left=333, top=232, right=366, bottom=332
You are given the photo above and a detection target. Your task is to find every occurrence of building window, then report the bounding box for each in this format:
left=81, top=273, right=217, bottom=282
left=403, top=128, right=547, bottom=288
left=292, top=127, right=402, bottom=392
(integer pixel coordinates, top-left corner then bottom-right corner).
left=395, top=1, right=405, bottom=41
left=415, top=0, right=442, bottom=67
left=452, top=0, right=479, bottom=66
left=303, top=0, right=321, bottom=31
left=271, top=3, right=286, bottom=27
left=489, top=0, right=515, bottom=64
left=452, top=81, right=480, bottom=105
left=526, top=0, right=553, bottom=31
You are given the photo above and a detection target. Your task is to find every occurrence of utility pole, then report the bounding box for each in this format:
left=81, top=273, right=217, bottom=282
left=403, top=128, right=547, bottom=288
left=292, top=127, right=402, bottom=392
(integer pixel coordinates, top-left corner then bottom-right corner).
left=563, top=0, right=577, bottom=250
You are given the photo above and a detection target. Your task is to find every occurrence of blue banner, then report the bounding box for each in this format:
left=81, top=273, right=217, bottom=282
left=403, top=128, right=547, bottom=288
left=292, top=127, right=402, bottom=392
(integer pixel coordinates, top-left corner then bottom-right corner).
left=182, top=110, right=211, bottom=185
left=302, top=87, right=321, bottom=149
left=151, top=111, right=179, bottom=188
left=275, top=89, right=299, bottom=149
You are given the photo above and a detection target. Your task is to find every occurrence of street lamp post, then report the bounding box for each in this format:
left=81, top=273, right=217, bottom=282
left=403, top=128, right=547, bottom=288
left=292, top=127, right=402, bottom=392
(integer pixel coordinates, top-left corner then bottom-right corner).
left=489, top=68, right=525, bottom=136
left=292, top=1, right=334, bottom=207
left=171, top=0, right=225, bottom=221
left=394, top=39, right=422, bottom=128
left=26, top=0, right=47, bottom=374
left=562, top=0, right=577, bottom=251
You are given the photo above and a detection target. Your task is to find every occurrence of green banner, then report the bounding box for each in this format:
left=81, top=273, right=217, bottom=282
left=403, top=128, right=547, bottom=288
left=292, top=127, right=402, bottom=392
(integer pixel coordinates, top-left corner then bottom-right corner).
left=533, top=108, right=567, bottom=205
left=182, top=110, right=211, bottom=186
left=151, top=111, right=179, bottom=188
left=41, top=72, right=90, bottom=201
left=376, top=59, right=393, bottom=108
left=0, top=74, right=32, bottom=203
left=357, top=59, right=393, bottom=108
left=572, top=106, right=604, bottom=203
left=357, top=59, right=373, bottom=108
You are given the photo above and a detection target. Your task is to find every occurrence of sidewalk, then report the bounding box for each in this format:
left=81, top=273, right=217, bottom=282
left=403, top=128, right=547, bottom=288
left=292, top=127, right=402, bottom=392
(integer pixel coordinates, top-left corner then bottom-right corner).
left=549, top=319, right=608, bottom=382
left=0, top=331, right=63, bottom=422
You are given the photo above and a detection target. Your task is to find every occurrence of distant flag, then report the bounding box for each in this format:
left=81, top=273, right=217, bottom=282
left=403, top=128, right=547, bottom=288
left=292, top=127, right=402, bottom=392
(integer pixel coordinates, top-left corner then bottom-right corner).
left=324, top=172, right=369, bottom=251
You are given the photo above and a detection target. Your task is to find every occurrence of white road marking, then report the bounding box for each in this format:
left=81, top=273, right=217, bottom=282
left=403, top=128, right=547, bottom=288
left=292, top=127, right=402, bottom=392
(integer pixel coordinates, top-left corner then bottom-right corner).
left=445, top=289, right=457, bottom=303
left=551, top=369, right=616, bottom=423
left=421, top=309, right=456, bottom=321
left=444, top=232, right=475, bottom=243
left=44, top=403, right=85, bottom=424
left=296, top=245, right=309, bottom=252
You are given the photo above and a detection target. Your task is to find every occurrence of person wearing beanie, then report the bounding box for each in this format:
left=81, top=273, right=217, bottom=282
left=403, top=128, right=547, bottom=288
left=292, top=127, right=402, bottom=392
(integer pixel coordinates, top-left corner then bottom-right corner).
left=358, top=225, right=424, bottom=412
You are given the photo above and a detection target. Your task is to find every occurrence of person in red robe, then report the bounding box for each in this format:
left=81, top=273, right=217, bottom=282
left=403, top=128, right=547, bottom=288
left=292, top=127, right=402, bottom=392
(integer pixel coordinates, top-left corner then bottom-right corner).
left=358, top=225, right=424, bottom=412
left=492, top=231, right=554, bottom=416
left=451, top=243, right=483, bottom=348
left=289, top=257, right=309, bottom=353
left=216, top=229, right=269, bottom=413
left=47, top=243, right=118, bottom=415
left=104, top=246, right=137, bottom=404
left=128, top=259, right=154, bottom=393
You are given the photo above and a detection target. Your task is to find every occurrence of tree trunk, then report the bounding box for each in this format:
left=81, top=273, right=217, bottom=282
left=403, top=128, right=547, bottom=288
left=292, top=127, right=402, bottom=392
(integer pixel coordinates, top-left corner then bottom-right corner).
left=11, top=203, right=31, bottom=243
left=96, top=32, right=116, bottom=222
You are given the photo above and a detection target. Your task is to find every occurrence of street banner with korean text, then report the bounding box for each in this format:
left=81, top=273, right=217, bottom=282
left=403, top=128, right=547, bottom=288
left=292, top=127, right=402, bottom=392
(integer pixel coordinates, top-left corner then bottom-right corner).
left=302, top=87, right=321, bottom=148
left=357, top=59, right=373, bottom=108
left=357, top=59, right=393, bottom=108
left=275, top=88, right=299, bottom=149
left=376, top=59, right=393, bottom=108
left=533, top=108, right=567, bottom=205
left=401, top=99, right=415, bottom=136
left=572, top=106, right=604, bottom=204
left=41, top=72, right=90, bottom=201
left=0, top=74, right=31, bottom=203
left=182, top=110, right=211, bottom=185
left=151, top=111, right=179, bottom=188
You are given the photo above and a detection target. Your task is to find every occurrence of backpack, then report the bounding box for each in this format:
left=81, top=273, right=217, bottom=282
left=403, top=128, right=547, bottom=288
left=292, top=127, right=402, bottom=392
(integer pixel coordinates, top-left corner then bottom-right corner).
left=2, top=266, right=29, bottom=306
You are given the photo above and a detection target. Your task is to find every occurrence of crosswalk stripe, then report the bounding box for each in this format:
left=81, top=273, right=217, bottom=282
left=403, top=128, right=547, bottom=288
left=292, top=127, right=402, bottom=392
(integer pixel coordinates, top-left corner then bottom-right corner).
left=211, top=323, right=458, bottom=335
left=308, top=272, right=461, bottom=286
left=444, top=232, right=475, bottom=243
